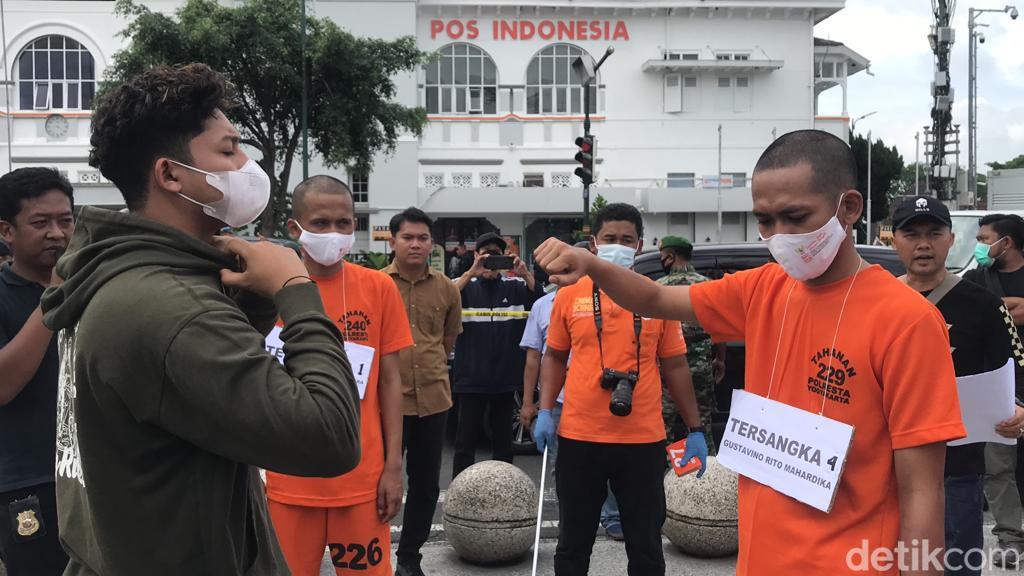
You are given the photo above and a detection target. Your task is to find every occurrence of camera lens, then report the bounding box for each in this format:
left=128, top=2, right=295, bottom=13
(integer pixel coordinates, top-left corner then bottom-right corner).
left=609, top=379, right=633, bottom=417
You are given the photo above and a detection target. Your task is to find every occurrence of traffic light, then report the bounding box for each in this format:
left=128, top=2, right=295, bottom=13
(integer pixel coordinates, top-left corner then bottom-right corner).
left=574, top=135, right=596, bottom=185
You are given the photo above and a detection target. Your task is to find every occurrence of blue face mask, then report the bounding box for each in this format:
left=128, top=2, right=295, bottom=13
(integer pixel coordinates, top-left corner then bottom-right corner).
left=596, top=243, right=637, bottom=269
left=975, top=237, right=1007, bottom=268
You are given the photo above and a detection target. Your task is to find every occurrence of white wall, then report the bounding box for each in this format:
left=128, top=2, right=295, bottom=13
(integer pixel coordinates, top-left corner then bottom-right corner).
left=989, top=169, right=1024, bottom=211
left=415, top=7, right=817, bottom=203
left=0, top=0, right=863, bottom=249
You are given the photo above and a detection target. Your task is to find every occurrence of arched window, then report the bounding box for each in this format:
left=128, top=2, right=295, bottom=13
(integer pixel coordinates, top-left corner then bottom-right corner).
left=16, top=35, right=96, bottom=111
left=424, top=43, right=498, bottom=115
left=526, top=44, right=598, bottom=116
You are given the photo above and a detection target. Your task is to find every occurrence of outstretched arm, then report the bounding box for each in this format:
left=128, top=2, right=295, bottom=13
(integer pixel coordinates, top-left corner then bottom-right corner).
left=534, top=238, right=697, bottom=322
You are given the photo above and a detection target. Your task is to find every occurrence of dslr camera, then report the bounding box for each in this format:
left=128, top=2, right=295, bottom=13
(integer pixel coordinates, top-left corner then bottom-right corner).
left=600, top=369, right=638, bottom=417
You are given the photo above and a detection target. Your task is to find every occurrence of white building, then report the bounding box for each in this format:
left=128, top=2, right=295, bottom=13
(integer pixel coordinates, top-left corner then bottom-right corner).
left=0, top=0, right=868, bottom=259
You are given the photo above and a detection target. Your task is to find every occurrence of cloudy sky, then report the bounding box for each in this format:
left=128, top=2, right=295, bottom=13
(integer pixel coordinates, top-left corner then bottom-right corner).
left=815, top=0, right=1023, bottom=169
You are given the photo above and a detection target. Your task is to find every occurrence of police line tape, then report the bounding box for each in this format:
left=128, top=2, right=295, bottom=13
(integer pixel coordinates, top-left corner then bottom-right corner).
left=461, top=310, right=531, bottom=318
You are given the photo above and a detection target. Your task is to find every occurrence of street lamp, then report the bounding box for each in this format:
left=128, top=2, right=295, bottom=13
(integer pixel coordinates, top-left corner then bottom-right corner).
left=968, top=5, right=1018, bottom=198
left=850, top=112, right=877, bottom=244
left=850, top=110, right=877, bottom=134
left=572, top=46, right=614, bottom=234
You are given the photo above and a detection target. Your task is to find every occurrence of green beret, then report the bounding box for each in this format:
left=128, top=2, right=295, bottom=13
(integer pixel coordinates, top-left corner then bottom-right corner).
left=659, top=235, right=692, bottom=250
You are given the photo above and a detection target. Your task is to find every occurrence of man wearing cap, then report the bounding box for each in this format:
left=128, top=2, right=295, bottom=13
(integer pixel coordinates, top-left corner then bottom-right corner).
left=452, top=232, right=541, bottom=478
left=892, top=196, right=1024, bottom=574
left=657, top=236, right=727, bottom=450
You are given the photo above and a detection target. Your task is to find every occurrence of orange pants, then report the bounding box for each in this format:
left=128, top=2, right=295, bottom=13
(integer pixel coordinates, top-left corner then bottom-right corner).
left=268, top=499, right=392, bottom=576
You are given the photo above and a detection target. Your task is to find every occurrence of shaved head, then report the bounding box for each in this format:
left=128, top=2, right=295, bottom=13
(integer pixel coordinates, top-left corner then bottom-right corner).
left=754, top=129, right=858, bottom=198
left=292, top=175, right=352, bottom=219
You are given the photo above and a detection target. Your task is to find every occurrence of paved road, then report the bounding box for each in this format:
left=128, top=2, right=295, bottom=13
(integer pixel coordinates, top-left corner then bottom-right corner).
left=3, top=439, right=1019, bottom=576
left=387, top=437, right=551, bottom=541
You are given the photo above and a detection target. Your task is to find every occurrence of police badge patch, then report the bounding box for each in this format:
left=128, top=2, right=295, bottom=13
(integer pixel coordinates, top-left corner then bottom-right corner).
left=16, top=509, right=40, bottom=537
left=8, top=495, right=45, bottom=541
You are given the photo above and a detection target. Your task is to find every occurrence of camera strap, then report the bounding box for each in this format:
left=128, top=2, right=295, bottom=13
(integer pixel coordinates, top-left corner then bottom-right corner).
left=592, top=283, right=642, bottom=378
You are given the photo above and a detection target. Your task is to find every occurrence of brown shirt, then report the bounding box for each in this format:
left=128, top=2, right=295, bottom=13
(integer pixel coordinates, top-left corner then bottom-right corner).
left=384, top=262, right=463, bottom=417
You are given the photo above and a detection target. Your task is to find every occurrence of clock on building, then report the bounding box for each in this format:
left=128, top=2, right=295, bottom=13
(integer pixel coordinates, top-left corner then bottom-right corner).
left=44, top=114, right=69, bottom=139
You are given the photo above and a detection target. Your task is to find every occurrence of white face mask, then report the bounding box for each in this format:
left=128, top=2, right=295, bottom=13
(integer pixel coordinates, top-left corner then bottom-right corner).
left=596, top=243, right=637, bottom=269
left=170, top=158, right=271, bottom=228
left=762, top=194, right=848, bottom=282
left=296, top=224, right=355, bottom=267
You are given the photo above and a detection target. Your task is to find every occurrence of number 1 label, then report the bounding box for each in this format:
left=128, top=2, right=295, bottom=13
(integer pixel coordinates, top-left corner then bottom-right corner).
left=344, top=341, right=375, bottom=400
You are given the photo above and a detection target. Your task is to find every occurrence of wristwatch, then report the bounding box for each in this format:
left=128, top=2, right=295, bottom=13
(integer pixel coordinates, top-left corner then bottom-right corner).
left=687, top=426, right=704, bottom=434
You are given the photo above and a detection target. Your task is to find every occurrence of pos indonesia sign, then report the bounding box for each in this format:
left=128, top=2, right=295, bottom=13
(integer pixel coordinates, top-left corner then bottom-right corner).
left=717, top=390, right=855, bottom=513
left=430, top=19, right=630, bottom=42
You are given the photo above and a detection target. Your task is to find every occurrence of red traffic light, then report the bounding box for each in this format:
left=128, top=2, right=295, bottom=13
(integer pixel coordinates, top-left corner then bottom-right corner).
left=574, top=135, right=596, bottom=185
left=575, top=136, right=593, bottom=154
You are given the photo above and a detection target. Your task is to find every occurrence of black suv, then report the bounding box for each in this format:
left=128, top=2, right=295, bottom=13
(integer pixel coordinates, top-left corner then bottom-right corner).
left=510, top=243, right=905, bottom=453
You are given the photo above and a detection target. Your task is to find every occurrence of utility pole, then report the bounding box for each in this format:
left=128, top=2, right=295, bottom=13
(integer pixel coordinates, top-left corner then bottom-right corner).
left=927, top=0, right=956, bottom=200
left=915, top=131, right=920, bottom=195
left=300, top=0, right=309, bottom=179
left=0, top=0, right=11, bottom=171
left=716, top=124, right=723, bottom=243
left=867, top=130, right=873, bottom=244
left=969, top=5, right=1020, bottom=199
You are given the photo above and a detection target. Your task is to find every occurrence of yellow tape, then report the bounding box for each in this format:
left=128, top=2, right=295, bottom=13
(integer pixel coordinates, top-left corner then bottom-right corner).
left=462, top=310, right=531, bottom=318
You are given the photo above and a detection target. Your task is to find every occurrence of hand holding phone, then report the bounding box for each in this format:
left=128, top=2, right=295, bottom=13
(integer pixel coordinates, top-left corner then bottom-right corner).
left=483, top=255, right=515, bottom=271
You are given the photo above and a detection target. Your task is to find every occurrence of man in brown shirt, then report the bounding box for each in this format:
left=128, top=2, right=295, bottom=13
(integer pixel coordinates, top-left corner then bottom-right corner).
left=383, top=207, right=461, bottom=576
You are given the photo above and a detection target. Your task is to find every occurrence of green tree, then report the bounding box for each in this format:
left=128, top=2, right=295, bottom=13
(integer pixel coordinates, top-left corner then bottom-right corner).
left=107, top=0, right=430, bottom=235
left=892, top=162, right=929, bottom=197
left=988, top=155, right=1024, bottom=171
left=849, top=133, right=904, bottom=226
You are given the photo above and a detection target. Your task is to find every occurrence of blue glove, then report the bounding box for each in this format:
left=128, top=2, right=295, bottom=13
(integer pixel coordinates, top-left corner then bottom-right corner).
left=683, top=431, right=709, bottom=478
left=534, top=409, right=556, bottom=455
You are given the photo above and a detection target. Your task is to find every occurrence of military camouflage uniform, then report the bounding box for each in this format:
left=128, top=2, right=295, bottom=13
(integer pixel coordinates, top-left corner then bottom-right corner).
left=659, top=265, right=717, bottom=454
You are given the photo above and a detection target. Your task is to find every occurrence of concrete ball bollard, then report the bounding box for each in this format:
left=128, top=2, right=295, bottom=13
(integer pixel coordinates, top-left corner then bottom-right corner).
left=443, top=460, right=538, bottom=564
left=662, top=456, right=739, bottom=557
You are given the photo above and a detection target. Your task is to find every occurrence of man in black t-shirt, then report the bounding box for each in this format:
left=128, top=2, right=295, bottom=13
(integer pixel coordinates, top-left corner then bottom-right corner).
left=964, top=213, right=1024, bottom=565
left=893, top=198, right=1024, bottom=574
left=0, top=168, right=74, bottom=576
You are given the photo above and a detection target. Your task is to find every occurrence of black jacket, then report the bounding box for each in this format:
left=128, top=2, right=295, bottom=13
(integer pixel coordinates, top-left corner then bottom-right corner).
left=453, top=276, right=541, bottom=393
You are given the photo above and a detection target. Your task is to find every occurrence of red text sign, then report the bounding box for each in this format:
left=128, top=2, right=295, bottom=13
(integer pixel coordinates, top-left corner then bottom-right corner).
left=430, top=19, right=630, bottom=42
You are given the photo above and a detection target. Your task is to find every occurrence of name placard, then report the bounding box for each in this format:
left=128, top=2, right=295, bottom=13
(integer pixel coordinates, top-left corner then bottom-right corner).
left=717, top=390, right=855, bottom=513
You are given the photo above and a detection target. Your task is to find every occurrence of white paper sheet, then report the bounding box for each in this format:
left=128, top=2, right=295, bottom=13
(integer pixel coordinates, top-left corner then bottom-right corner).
left=948, top=358, right=1017, bottom=447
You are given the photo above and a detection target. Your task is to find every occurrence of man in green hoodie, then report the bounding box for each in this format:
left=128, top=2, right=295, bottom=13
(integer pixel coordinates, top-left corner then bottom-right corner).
left=40, top=63, right=363, bottom=575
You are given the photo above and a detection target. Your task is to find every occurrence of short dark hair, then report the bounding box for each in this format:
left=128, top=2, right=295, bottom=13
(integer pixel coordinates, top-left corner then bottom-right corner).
left=593, top=202, right=644, bottom=239
left=89, top=63, right=235, bottom=210
left=663, top=244, right=693, bottom=260
left=389, top=207, right=433, bottom=235
left=0, top=241, right=10, bottom=257
left=979, top=213, right=1024, bottom=250
left=0, top=167, right=74, bottom=222
left=292, top=175, right=352, bottom=219
left=753, top=129, right=858, bottom=197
